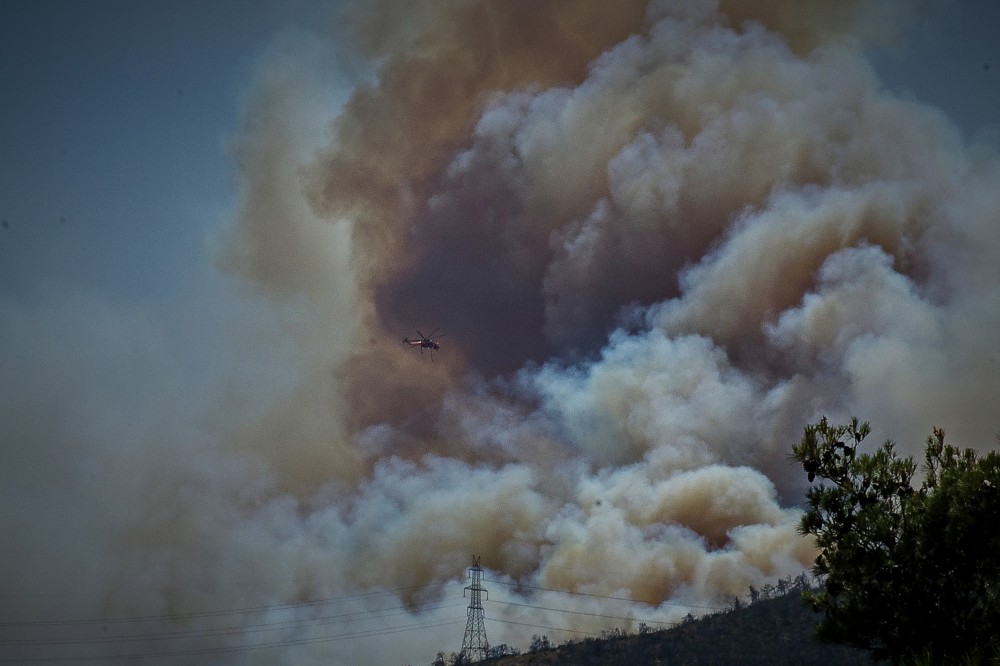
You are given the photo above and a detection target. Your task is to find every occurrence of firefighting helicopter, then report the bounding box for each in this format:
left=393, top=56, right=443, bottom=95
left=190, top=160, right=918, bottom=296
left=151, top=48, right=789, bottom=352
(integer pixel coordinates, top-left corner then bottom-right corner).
left=402, top=329, right=446, bottom=359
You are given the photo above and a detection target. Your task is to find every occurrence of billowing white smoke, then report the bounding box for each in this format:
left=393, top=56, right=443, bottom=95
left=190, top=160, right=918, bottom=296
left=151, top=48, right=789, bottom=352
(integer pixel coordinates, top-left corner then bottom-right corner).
left=4, top=1, right=999, bottom=664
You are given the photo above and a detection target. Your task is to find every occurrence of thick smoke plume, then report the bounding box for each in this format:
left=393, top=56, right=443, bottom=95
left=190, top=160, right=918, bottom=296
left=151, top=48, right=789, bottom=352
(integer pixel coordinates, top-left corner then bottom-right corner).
left=3, top=1, right=999, bottom=664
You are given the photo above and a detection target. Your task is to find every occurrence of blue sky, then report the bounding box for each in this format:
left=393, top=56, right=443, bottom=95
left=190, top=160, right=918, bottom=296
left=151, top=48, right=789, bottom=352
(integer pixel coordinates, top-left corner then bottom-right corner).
left=0, top=0, right=341, bottom=302
left=869, top=0, right=999, bottom=138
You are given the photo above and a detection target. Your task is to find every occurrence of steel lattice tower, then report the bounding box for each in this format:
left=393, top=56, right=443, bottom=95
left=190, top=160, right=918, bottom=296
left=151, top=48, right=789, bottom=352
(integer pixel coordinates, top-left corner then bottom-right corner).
left=460, top=555, right=490, bottom=662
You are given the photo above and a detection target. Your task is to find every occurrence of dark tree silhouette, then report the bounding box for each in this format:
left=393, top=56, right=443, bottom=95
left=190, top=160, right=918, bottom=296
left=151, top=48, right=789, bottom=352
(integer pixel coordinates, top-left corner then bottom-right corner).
left=792, top=417, right=1000, bottom=664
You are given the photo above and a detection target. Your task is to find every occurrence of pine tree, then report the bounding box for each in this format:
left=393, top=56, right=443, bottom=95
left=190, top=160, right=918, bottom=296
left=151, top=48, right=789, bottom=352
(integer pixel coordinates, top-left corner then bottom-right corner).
left=792, top=418, right=1000, bottom=664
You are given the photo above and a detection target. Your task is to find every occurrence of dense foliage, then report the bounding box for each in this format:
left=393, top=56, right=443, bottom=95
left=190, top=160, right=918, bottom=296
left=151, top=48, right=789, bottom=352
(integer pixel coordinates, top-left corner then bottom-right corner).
left=792, top=417, right=1000, bottom=664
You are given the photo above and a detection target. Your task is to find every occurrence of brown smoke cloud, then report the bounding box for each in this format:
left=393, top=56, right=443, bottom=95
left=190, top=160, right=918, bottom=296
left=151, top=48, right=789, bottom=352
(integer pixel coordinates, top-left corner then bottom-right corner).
left=4, top=1, right=999, bottom=664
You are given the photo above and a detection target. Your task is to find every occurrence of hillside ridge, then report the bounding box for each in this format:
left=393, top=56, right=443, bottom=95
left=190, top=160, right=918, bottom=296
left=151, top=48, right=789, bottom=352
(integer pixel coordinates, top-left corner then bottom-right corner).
left=478, top=592, right=877, bottom=666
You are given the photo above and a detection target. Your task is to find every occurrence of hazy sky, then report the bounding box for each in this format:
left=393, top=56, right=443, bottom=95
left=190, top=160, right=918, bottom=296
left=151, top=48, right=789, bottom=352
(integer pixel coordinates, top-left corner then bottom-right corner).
left=0, top=2, right=335, bottom=301
left=2, top=1, right=999, bottom=664
left=2, top=1, right=998, bottom=302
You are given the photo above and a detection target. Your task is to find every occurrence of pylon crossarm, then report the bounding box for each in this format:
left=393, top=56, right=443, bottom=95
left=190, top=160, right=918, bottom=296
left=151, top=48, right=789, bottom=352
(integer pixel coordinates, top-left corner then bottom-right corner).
left=459, top=556, right=490, bottom=662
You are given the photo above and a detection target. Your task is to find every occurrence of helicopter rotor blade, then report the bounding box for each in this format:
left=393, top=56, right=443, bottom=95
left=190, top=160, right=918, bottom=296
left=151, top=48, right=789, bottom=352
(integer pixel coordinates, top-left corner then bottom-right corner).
left=417, top=330, right=426, bottom=340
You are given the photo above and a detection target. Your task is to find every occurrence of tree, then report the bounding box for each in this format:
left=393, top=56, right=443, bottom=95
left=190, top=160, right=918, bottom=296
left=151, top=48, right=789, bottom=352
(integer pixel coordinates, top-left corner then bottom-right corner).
left=528, top=634, right=552, bottom=652
left=486, top=643, right=519, bottom=658
left=792, top=417, right=1000, bottom=664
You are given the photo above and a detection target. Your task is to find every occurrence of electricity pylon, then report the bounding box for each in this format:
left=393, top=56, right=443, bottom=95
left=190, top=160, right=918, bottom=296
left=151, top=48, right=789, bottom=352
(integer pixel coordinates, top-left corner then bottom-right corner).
left=460, top=555, right=490, bottom=662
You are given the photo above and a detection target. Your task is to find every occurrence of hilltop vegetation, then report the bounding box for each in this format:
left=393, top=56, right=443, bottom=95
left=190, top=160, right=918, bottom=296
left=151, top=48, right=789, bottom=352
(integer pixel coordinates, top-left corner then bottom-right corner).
left=489, top=594, right=873, bottom=665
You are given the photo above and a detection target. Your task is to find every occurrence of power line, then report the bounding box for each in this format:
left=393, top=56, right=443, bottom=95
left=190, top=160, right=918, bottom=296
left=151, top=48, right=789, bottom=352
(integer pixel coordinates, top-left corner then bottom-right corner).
left=484, top=578, right=719, bottom=611
left=2, top=568, right=728, bottom=663
left=0, top=585, right=464, bottom=663
left=0, top=583, right=446, bottom=628
left=4, top=574, right=720, bottom=630
left=489, top=618, right=600, bottom=638
left=490, top=599, right=675, bottom=628
left=0, top=618, right=467, bottom=663
left=0, top=600, right=469, bottom=647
